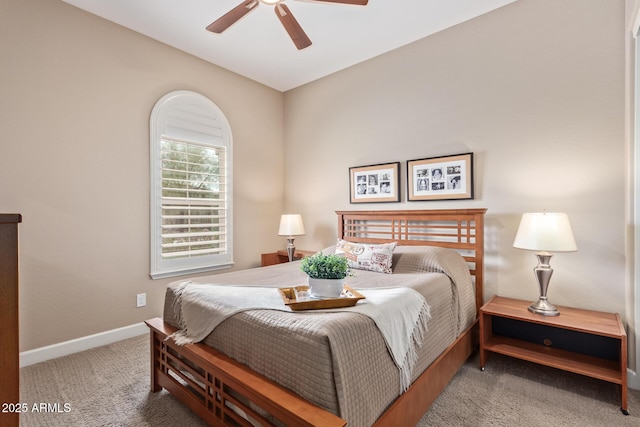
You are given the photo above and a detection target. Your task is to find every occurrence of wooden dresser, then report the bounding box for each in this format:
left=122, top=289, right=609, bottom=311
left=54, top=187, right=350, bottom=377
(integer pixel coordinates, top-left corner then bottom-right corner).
left=0, top=214, right=22, bottom=427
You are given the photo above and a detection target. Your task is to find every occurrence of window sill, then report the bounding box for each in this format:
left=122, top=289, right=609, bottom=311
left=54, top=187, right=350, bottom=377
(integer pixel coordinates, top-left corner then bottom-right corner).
left=150, top=262, right=234, bottom=280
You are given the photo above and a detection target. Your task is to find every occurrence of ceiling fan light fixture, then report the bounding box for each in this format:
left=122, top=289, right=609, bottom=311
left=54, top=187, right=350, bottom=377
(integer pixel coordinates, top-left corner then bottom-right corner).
left=261, top=0, right=281, bottom=5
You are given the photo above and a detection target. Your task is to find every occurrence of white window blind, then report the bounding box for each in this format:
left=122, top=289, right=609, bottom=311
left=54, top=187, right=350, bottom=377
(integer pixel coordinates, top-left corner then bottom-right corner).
left=160, top=138, right=227, bottom=259
left=150, top=91, right=233, bottom=279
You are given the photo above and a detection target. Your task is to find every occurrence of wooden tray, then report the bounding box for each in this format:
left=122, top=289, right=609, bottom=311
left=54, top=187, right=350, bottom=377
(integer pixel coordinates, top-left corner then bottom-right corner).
left=278, top=285, right=365, bottom=311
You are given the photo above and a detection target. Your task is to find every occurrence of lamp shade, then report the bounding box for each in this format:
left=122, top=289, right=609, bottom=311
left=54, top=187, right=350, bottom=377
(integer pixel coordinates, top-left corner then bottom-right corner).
left=513, top=212, right=577, bottom=252
left=278, top=214, right=305, bottom=236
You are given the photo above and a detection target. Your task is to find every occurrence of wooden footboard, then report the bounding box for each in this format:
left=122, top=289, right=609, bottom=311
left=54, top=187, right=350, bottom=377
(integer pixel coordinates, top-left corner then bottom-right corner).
left=145, top=318, right=346, bottom=427
left=146, top=317, right=477, bottom=427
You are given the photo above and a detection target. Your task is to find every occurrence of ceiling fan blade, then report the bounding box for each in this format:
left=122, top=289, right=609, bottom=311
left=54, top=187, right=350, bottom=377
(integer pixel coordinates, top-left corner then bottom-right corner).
left=275, top=4, right=312, bottom=50
left=307, top=0, right=368, bottom=5
left=206, top=0, right=258, bottom=33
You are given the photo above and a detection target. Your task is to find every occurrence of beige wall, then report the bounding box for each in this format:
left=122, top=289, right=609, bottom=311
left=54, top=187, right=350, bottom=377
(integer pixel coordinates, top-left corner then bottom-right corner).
left=285, top=0, right=626, bottom=317
left=626, top=0, right=640, bottom=383
left=1, top=0, right=285, bottom=350
left=0, top=0, right=629, bottom=355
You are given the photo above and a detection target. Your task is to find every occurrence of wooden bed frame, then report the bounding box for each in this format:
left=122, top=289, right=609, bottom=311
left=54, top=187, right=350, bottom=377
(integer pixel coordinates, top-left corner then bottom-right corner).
left=145, top=208, right=486, bottom=427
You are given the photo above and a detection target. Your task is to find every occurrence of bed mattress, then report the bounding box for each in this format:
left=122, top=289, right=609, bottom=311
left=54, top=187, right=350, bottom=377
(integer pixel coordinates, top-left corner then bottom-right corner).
left=162, top=246, right=476, bottom=427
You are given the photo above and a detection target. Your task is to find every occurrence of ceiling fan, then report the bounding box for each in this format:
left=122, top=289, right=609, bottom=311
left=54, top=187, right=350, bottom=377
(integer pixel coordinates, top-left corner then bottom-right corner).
left=206, top=0, right=369, bottom=50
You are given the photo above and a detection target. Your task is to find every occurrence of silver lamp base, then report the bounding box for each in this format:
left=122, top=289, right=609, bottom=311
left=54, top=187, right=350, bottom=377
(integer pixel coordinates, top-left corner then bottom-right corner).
left=529, top=252, right=560, bottom=316
left=285, top=238, right=296, bottom=262
left=528, top=297, right=559, bottom=316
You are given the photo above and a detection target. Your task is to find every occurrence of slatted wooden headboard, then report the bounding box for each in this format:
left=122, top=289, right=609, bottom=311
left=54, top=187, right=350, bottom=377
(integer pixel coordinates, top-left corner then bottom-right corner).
left=336, top=209, right=487, bottom=311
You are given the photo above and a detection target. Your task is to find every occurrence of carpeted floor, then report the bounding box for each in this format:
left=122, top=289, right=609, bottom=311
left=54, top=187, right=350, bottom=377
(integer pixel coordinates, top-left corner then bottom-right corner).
left=19, top=334, right=640, bottom=426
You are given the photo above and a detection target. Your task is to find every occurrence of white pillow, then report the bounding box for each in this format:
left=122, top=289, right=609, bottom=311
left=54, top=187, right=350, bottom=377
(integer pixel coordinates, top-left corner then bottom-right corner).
left=335, top=240, right=397, bottom=274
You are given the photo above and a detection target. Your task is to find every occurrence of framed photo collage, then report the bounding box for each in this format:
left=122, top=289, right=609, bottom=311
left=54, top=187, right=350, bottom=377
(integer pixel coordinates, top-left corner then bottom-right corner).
left=349, top=153, right=473, bottom=204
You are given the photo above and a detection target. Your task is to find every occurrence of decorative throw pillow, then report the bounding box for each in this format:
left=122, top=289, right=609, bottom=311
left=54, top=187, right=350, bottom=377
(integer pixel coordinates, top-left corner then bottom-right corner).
left=335, top=240, right=397, bottom=274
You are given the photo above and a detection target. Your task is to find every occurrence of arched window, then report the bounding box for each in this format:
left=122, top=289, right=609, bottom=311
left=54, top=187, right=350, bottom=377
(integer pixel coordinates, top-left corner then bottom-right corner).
left=150, top=91, right=233, bottom=279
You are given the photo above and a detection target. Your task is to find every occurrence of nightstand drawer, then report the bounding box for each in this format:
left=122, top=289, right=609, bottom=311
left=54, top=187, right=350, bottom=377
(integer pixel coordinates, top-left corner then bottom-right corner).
left=492, top=316, right=620, bottom=361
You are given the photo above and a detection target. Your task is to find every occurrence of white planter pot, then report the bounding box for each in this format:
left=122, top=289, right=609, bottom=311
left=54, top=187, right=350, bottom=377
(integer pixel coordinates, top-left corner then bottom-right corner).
left=307, top=277, right=345, bottom=298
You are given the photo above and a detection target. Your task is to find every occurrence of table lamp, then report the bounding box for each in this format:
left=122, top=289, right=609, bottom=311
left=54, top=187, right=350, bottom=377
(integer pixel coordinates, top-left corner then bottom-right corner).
left=513, top=212, right=577, bottom=316
left=278, top=214, right=305, bottom=262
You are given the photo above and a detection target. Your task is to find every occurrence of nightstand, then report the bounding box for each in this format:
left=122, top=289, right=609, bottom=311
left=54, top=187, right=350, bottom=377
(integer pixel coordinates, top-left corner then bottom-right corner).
left=261, top=249, right=316, bottom=267
left=479, top=296, right=628, bottom=415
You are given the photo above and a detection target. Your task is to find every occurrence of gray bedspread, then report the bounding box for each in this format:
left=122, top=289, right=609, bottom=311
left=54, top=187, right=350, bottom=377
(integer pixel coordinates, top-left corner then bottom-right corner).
left=162, top=245, right=476, bottom=427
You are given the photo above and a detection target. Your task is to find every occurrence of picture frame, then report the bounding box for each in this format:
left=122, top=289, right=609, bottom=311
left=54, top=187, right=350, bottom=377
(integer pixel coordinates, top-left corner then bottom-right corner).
left=407, top=153, right=474, bottom=201
left=349, top=162, right=400, bottom=203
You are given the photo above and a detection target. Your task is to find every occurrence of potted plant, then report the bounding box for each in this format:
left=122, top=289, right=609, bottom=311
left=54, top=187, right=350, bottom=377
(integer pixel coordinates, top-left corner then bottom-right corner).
left=300, top=253, right=350, bottom=298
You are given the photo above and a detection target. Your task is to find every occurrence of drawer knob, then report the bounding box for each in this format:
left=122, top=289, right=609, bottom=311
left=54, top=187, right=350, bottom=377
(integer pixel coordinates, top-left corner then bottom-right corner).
left=543, top=338, right=552, bottom=346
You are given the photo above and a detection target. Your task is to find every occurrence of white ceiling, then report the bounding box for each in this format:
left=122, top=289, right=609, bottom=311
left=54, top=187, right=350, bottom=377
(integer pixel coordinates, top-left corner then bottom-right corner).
left=61, top=0, right=518, bottom=92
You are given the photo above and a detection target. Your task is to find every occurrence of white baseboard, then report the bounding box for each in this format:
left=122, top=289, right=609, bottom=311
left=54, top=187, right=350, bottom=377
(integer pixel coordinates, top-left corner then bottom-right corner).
left=20, top=322, right=148, bottom=367
left=629, top=368, right=639, bottom=391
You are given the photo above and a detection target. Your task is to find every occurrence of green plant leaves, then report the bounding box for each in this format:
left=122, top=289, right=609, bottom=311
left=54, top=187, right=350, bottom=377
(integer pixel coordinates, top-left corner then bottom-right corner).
left=300, top=253, right=349, bottom=279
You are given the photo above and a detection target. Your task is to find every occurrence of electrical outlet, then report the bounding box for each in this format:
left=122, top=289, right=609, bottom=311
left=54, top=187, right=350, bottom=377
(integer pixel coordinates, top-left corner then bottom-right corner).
left=136, top=293, right=146, bottom=308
